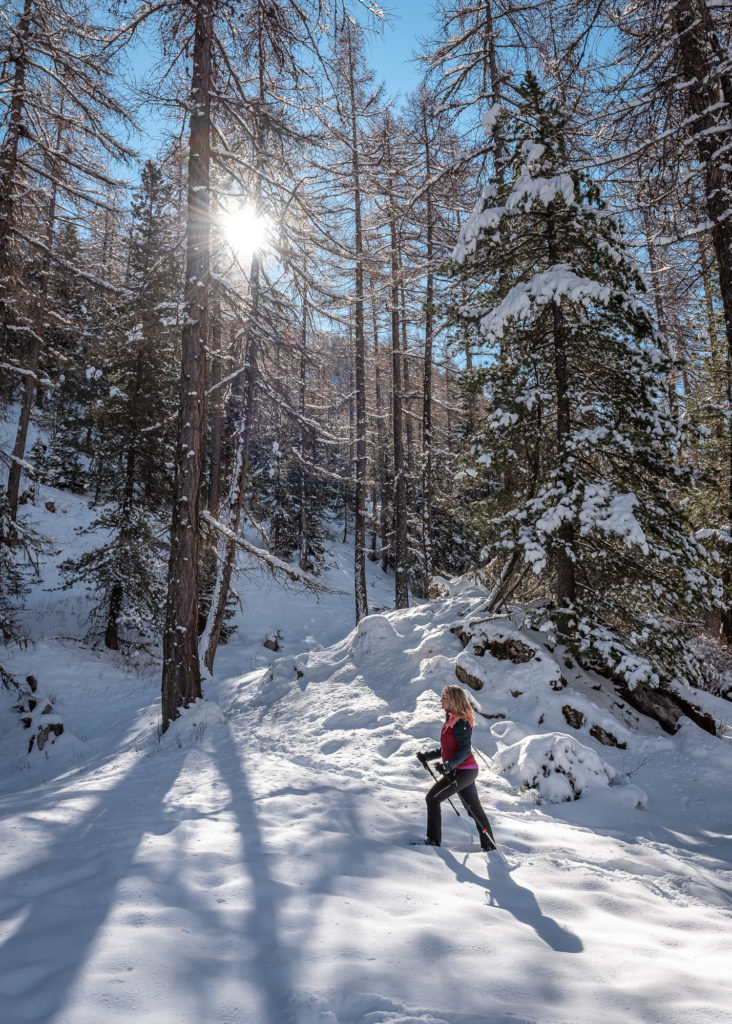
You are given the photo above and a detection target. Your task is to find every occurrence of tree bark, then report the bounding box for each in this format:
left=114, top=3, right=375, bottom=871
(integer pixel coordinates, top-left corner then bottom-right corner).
left=298, top=289, right=310, bottom=571
left=370, top=283, right=390, bottom=573
left=6, top=94, right=64, bottom=519
left=421, top=103, right=435, bottom=595
left=206, top=290, right=224, bottom=514
left=547, top=214, right=575, bottom=608
left=345, top=24, right=369, bottom=622
left=199, top=246, right=261, bottom=673
left=0, top=0, right=32, bottom=311
left=674, top=0, right=732, bottom=641
left=161, top=0, right=212, bottom=728
left=642, top=210, right=680, bottom=418
left=387, top=135, right=408, bottom=609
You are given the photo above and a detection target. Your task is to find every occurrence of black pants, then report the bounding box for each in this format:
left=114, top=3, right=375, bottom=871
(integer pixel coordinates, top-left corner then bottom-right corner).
left=426, top=768, right=495, bottom=850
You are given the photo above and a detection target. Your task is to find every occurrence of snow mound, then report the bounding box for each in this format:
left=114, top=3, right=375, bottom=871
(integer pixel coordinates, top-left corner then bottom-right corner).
left=493, top=727, right=616, bottom=803
left=411, top=653, right=456, bottom=688
left=350, top=613, right=401, bottom=657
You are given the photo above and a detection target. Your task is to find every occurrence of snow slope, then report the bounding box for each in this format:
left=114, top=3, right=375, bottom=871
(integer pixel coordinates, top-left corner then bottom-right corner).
left=1, top=485, right=731, bottom=1024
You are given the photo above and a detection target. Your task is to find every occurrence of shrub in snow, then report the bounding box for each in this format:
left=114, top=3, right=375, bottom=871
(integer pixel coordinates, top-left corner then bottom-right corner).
left=495, top=731, right=615, bottom=803
left=446, top=71, right=719, bottom=691
left=11, top=674, right=64, bottom=754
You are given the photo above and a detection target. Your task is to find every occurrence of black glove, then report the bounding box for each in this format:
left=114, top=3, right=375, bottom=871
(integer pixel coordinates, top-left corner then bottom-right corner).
left=416, top=751, right=428, bottom=766
left=436, top=763, right=456, bottom=782
left=435, top=762, right=447, bottom=775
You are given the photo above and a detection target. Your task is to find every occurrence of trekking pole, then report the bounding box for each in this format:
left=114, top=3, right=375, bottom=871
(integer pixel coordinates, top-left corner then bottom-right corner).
left=472, top=747, right=508, bottom=858
left=417, top=754, right=461, bottom=817
left=474, top=745, right=502, bottom=779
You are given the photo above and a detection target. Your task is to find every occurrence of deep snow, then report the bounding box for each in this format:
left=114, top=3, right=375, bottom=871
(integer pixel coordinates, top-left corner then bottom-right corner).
left=1, top=483, right=731, bottom=1024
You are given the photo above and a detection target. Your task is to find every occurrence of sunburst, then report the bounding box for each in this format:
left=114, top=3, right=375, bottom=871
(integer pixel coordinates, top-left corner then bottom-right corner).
left=220, top=204, right=273, bottom=262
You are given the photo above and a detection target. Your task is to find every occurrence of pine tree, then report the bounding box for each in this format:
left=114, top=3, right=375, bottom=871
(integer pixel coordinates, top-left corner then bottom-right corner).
left=448, top=73, right=719, bottom=688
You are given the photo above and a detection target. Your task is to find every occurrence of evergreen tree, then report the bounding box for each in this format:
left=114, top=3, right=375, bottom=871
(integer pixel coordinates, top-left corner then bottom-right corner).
left=448, top=73, right=719, bottom=688
left=58, top=161, right=180, bottom=651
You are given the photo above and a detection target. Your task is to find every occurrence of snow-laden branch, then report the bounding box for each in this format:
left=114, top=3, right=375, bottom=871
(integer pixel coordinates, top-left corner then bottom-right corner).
left=201, top=511, right=343, bottom=595
left=472, top=266, right=615, bottom=342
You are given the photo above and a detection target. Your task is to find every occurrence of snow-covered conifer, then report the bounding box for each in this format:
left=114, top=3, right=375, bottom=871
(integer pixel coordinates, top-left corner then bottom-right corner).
left=59, top=161, right=181, bottom=651
left=448, top=73, right=720, bottom=688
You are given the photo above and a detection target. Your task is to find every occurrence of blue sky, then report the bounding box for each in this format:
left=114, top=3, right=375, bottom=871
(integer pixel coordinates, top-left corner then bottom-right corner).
left=366, top=1, right=437, bottom=99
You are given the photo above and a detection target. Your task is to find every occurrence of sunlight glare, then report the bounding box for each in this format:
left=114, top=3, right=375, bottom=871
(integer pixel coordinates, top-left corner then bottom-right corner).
left=221, top=204, right=273, bottom=262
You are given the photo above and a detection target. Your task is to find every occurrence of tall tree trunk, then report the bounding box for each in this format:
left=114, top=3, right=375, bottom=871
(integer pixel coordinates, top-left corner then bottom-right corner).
left=547, top=216, right=575, bottom=608
left=552, top=299, right=575, bottom=608
left=298, top=288, right=310, bottom=571
left=482, top=0, right=506, bottom=181
left=6, top=96, right=64, bottom=519
left=642, top=211, right=680, bottom=418
left=345, top=26, right=369, bottom=622
left=674, top=0, right=732, bottom=642
left=200, top=259, right=260, bottom=674
left=421, top=106, right=435, bottom=594
left=106, top=308, right=148, bottom=650
left=0, top=0, right=32, bottom=319
left=161, top=0, right=212, bottom=728
left=199, top=20, right=268, bottom=675
left=388, top=151, right=408, bottom=609
left=370, top=283, right=389, bottom=572
left=206, top=290, right=224, bottom=514
left=399, top=277, right=414, bottom=472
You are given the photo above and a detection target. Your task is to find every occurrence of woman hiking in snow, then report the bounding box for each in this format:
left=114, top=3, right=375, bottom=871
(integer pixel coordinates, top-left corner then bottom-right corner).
left=416, top=685, right=496, bottom=851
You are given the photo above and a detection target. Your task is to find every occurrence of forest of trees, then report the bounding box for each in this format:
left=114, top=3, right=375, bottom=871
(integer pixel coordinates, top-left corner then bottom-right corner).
left=2, top=0, right=732, bottom=729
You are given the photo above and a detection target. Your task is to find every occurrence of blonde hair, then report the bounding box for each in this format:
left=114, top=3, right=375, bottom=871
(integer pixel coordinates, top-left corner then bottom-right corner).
left=441, top=685, right=475, bottom=726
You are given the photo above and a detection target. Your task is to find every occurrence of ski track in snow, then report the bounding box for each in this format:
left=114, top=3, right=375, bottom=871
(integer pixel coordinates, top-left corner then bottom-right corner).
left=0, top=485, right=731, bottom=1024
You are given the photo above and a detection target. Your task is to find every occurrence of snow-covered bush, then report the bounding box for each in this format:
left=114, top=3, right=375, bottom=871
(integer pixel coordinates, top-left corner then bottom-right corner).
left=495, top=730, right=616, bottom=803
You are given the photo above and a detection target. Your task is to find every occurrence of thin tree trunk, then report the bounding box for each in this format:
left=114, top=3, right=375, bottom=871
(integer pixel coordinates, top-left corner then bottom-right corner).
left=6, top=96, right=64, bottom=519
left=388, top=143, right=408, bottom=609
left=421, top=105, right=435, bottom=594
left=105, top=302, right=150, bottom=649
left=161, top=0, right=212, bottom=728
left=298, top=288, right=309, bottom=571
left=552, top=298, right=575, bottom=608
left=370, top=282, right=389, bottom=570
left=642, top=211, right=680, bottom=418
left=547, top=215, right=575, bottom=608
left=207, top=290, right=224, bottom=514
left=482, top=0, right=506, bottom=181
left=345, top=25, right=369, bottom=622
left=399, top=277, right=414, bottom=472
left=200, top=258, right=260, bottom=674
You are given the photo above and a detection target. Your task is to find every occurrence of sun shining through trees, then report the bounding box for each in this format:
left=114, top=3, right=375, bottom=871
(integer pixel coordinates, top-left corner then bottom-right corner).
left=220, top=203, right=274, bottom=263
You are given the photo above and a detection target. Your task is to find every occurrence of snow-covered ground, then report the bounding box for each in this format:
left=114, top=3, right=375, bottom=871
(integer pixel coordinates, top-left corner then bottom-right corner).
left=1, top=484, right=731, bottom=1024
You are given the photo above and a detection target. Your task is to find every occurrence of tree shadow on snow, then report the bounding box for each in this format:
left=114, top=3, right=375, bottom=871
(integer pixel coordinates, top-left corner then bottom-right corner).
left=206, top=722, right=302, bottom=1024
left=0, top=745, right=187, bottom=1024
left=439, top=849, right=584, bottom=954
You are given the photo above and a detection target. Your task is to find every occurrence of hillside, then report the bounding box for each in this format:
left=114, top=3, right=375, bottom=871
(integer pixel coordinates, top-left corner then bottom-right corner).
left=0, top=484, right=731, bottom=1024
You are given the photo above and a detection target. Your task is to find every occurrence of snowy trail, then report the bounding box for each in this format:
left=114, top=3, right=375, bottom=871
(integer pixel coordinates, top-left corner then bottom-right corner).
left=1, top=493, right=731, bottom=1023
left=1, top=679, right=731, bottom=1024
